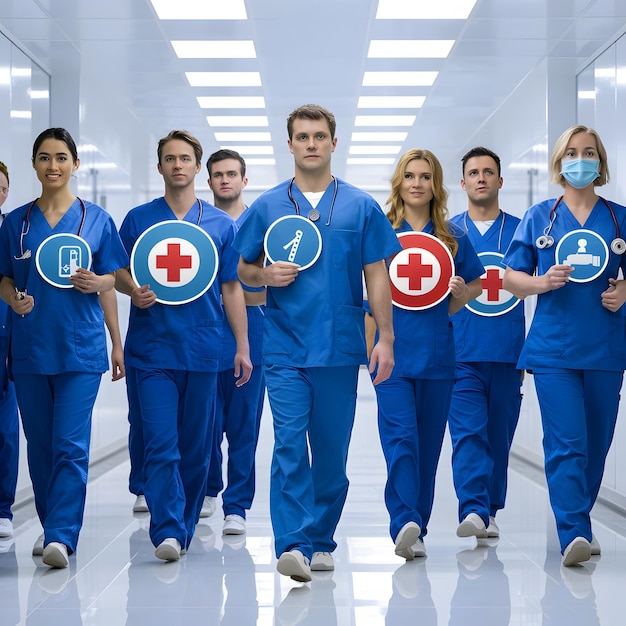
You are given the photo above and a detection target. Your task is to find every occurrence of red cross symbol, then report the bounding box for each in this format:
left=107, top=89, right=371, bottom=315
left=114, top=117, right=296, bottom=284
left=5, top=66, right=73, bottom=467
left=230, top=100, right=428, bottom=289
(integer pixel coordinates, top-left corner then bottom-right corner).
left=481, top=268, right=503, bottom=301
left=397, top=252, right=433, bottom=290
left=156, top=243, right=192, bottom=282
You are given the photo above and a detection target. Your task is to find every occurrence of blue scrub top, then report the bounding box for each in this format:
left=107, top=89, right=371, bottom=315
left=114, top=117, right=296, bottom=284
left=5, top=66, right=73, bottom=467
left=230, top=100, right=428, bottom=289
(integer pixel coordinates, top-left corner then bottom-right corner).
left=234, top=178, right=401, bottom=368
left=503, top=196, right=626, bottom=371
left=450, top=211, right=525, bottom=364
left=390, top=219, right=484, bottom=379
left=120, top=197, right=239, bottom=373
left=0, top=198, right=129, bottom=374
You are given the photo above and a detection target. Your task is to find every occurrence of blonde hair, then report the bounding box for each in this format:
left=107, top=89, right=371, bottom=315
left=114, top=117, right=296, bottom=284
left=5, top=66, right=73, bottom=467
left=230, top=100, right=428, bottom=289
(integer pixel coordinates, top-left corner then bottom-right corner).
left=386, top=149, right=458, bottom=257
left=549, top=125, right=609, bottom=187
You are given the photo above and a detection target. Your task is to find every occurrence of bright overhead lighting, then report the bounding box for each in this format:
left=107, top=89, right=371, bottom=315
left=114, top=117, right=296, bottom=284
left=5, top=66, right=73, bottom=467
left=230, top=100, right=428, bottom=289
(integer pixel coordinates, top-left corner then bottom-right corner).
left=245, top=158, right=276, bottom=166
left=349, top=146, right=402, bottom=155
left=197, top=96, right=265, bottom=108
left=78, top=144, right=99, bottom=153
left=368, top=40, right=454, bottom=58
left=355, top=115, right=415, bottom=127
left=207, top=116, right=268, bottom=127
left=171, top=40, right=256, bottom=58
left=214, top=132, right=272, bottom=141
left=150, top=0, right=247, bottom=20
left=594, top=67, right=615, bottom=79
left=376, top=0, right=478, bottom=19
left=11, top=67, right=32, bottom=78
left=186, top=72, right=262, bottom=87
left=30, top=90, right=49, bottom=99
left=221, top=145, right=274, bottom=155
left=347, top=158, right=396, bottom=165
left=363, top=71, right=437, bottom=86
left=358, top=96, right=425, bottom=108
left=578, top=90, right=596, bottom=100
left=10, top=110, right=32, bottom=119
left=352, top=132, right=408, bottom=142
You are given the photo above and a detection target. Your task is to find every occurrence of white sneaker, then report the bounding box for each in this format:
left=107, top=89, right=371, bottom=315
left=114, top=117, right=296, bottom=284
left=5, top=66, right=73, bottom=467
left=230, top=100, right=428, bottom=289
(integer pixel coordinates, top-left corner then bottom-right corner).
left=133, top=495, right=149, bottom=513
left=277, top=549, right=312, bottom=582
left=590, top=533, right=601, bottom=556
left=394, top=522, right=421, bottom=560
left=311, top=551, right=334, bottom=571
left=562, top=536, right=591, bottom=567
left=199, top=496, right=217, bottom=518
left=411, top=538, right=427, bottom=558
left=42, top=542, right=69, bottom=569
left=486, top=516, right=500, bottom=538
left=223, top=514, right=246, bottom=535
left=32, top=533, right=45, bottom=556
left=155, top=538, right=181, bottom=562
left=457, top=513, right=488, bottom=538
left=0, top=518, right=13, bottom=538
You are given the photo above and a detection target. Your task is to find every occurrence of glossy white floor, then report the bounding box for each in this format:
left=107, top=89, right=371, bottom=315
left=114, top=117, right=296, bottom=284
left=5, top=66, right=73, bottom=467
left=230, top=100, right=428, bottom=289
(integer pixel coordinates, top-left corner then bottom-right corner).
left=2, top=368, right=626, bottom=625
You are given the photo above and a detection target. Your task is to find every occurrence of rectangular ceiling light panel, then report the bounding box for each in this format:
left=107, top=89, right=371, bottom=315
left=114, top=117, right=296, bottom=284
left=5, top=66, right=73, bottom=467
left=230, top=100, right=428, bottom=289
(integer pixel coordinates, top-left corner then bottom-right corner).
left=186, top=72, right=262, bottom=86
left=172, top=40, right=256, bottom=58
left=376, top=0, right=478, bottom=19
left=368, top=40, right=454, bottom=58
left=151, top=0, right=247, bottom=19
left=362, top=71, right=438, bottom=86
left=197, top=96, right=266, bottom=108
left=358, top=96, right=425, bottom=108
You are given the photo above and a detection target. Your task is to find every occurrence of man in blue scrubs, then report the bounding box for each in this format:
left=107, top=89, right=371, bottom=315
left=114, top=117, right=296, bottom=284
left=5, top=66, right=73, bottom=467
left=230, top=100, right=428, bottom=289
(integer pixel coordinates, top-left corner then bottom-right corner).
left=448, top=147, right=524, bottom=539
left=235, top=104, right=401, bottom=582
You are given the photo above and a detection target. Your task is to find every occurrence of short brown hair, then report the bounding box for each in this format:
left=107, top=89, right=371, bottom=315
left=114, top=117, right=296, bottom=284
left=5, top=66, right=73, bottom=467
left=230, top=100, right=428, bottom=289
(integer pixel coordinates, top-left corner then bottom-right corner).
left=0, top=161, right=8, bottom=186
left=287, top=104, right=336, bottom=140
left=158, top=130, right=203, bottom=166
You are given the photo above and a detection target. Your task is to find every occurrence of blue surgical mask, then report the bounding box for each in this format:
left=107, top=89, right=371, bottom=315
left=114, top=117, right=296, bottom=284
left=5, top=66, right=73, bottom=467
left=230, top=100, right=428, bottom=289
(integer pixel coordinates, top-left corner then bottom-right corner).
left=561, top=158, right=600, bottom=189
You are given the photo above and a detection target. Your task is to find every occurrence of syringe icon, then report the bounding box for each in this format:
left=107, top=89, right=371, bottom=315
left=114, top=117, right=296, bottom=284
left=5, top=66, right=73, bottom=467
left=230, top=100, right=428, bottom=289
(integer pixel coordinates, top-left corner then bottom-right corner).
left=283, top=229, right=303, bottom=262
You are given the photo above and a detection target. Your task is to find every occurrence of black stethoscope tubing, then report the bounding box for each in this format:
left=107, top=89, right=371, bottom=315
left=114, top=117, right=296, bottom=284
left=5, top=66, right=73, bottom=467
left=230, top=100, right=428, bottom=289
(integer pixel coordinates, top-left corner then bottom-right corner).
left=288, top=176, right=338, bottom=226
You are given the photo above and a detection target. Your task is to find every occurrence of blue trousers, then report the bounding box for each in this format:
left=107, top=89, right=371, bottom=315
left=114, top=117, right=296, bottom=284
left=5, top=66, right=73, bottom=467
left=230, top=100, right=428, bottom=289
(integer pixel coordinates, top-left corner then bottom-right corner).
left=135, top=368, right=216, bottom=550
left=266, top=365, right=359, bottom=559
left=533, top=368, right=623, bottom=552
left=448, top=361, right=522, bottom=525
left=375, top=376, right=453, bottom=541
left=206, top=366, right=265, bottom=518
left=0, top=379, right=18, bottom=520
left=13, top=372, right=101, bottom=552
left=125, top=366, right=144, bottom=497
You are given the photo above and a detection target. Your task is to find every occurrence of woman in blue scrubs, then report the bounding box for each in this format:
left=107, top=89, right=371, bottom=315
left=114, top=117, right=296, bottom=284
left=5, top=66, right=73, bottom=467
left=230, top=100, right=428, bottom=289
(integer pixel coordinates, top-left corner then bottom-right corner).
left=0, top=128, right=129, bottom=569
left=503, top=125, right=626, bottom=567
left=374, top=149, right=483, bottom=560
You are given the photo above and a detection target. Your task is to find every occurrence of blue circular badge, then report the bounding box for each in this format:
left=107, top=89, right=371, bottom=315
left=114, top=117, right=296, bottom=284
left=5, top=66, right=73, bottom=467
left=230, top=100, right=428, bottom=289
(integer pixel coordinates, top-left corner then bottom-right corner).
left=264, top=215, right=322, bottom=271
left=465, top=252, right=520, bottom=317
left=555, top=228, right=608, bottom=283
left=131, top=220, right=219, bottom=305
left=35, top=233, right=93, bottom=289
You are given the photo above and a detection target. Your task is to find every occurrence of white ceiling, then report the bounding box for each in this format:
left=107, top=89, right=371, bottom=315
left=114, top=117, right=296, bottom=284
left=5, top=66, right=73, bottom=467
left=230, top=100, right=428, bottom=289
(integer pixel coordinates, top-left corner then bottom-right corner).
left=2, top=0, right=626, bottom=197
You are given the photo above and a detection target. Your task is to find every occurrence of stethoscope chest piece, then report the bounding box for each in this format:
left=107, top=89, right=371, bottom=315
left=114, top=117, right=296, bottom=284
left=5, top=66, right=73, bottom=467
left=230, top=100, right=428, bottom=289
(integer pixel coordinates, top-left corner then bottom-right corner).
left=308, top=208, right=320, bottom=222
left=536, top=234, right=554, bottom=249
left=611, top=237, right=626, bottom=255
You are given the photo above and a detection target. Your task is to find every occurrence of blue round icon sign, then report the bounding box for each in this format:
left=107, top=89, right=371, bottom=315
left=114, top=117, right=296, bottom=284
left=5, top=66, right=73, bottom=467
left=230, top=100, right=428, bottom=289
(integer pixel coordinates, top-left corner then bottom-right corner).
left=131, top=220, right=219, bottom=305
left=35, top=233, right=93, bottom=288
left=465, top=252, right=520, bottom=317
left=555, top=228, right=608, bottom=283
left=264, top=215, right=322, bottom=271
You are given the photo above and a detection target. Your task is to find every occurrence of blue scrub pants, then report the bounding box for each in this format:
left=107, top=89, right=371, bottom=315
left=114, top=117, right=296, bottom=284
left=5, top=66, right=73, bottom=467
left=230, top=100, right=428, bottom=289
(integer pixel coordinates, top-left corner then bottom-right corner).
left=135, top=368, right=216, bottom=550
left=0, top=379, right=18, bottom=521
left=448, top=362, right=522, bottom=525
left=13, top=372, right=101, bottom=552
left=375, top=376, right=453, bottom=541
left=265, top=364, right=359, bottom=559
left=206, top=365, right=265, bottom=518
left=125, top=366, right=144, bottom=497
left=533, top=368, right=623, bottom=552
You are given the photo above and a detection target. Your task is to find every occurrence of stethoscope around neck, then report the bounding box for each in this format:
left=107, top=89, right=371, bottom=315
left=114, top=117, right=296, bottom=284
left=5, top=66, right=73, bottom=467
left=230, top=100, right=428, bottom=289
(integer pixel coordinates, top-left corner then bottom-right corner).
left=536, top=195, right=626, bottom=255
left=15, top=196, right=87, bottom=260
left=287, top=176, right=338, bottom=225
left=463, top=210, right=506, bottom=252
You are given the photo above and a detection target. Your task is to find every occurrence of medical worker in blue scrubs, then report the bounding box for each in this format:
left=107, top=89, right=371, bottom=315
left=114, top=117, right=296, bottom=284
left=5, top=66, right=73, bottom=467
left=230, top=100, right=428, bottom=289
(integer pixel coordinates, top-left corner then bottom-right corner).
left=116, top=130, right=252, bottom=562
left=235, top=104, right=400, bottom=582
left=0, top=128, right=129, bottom=569
left=448, top=147, right=524, bottom=540
left=0, top=161, right=19, bottom=541
left=202, top=149, right=265, bottom=536
left=503, top=125, right=626, bottom=567
left=373, top=149, right=483, bottom=561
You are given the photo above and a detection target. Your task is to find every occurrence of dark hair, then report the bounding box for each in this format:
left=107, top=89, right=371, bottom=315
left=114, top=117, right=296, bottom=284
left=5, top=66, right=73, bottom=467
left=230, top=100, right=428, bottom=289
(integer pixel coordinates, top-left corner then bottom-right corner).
left=461, top=146, right=501, bottom=178
left=0, top=161, right=8, bottom=186
left=206, top=149, right=246, bottom=178
left=157, top=130, right=203, bottom=166
left=32, top=128, right=78, bottom=163
left=287, top=104, right=336, bottom=140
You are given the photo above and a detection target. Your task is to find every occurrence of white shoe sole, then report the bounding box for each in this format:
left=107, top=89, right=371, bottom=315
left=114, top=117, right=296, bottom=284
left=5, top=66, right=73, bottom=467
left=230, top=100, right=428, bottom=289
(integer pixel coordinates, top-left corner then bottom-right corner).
left=42, top=543, right=69, bottom=569
left=395, top=522, right=421, bottom=560
left=562, top=537, right=591, bottom=567
left=457, top=514, right=488, bottom=538
left=155, top=542, right=181, bottom=562
left=277, top=551, right=312, bottom=582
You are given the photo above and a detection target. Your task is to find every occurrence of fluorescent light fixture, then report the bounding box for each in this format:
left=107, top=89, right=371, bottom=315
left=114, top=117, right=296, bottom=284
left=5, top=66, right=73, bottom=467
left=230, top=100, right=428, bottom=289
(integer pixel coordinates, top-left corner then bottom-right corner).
left=150, top=0, right=247, bottom=20
left=0, top=67, right=10, bottom=85
left=11, top=67, right=32, bottom=78
left=245, top=158, right=276, bottom=166
left=358, top=96, right=425, bottom=108
left=376, top=0, right=478, bottom=19
left=29, top=90, right=50, bottom=99
left=10, top=110, right=32, bottom=119
left=221, top=145, right=274, bottom=155
left=207, top=116, right=268, bottom=127
left=90, top=162, right=118, bottom=170
left=186, top=72, right=262, bottom=87
left=355, top=115, right=415, bottom=127
left=363, top=71, right=437, bottom=86
left=214, top=132, right=272, bottom=141
left=347, top=158, right=396, bottom=165
left=349, top=146, right=402, bottom=155
left=78, top=144, right=99, bottom=153
left=351, top=132, right=408, bottom=141
left=594, top=67, right=615, bottom=79
left=368, top=40, right=454, bottom=58
left=197, top=96, right=266, bottom=108
left=171, top=40, right=256, bottom=58
left=577, top=90, right=596, bottom=100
